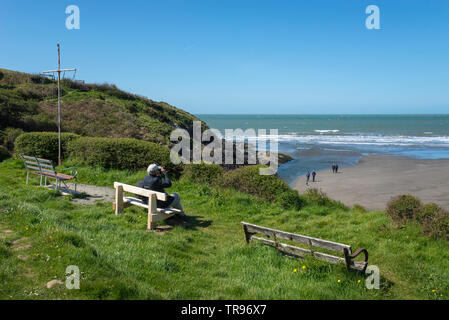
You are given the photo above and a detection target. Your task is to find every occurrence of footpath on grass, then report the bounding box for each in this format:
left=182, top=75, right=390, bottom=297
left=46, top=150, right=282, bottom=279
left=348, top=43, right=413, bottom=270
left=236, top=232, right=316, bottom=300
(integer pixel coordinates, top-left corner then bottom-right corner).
left=58, top=183, right=115, bottom=205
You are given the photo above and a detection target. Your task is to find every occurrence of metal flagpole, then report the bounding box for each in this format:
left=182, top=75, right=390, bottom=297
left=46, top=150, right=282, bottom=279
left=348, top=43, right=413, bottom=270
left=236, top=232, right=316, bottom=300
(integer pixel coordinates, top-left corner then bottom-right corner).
left=42, top=44, right=76, bottom=165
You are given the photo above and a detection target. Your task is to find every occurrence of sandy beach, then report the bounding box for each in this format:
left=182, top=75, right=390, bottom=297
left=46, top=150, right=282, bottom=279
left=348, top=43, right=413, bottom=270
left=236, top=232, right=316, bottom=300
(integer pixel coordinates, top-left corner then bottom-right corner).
left=292, top=156, right=449, bottom=211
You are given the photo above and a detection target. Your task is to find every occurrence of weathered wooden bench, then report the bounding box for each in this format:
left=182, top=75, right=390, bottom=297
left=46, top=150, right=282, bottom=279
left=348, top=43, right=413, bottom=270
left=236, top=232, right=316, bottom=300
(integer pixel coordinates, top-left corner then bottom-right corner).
left=20, top=155, right=78, bottom=191
left=113, top=182, right=183, bottom=230
left=241, top=222, right=368, bottom=272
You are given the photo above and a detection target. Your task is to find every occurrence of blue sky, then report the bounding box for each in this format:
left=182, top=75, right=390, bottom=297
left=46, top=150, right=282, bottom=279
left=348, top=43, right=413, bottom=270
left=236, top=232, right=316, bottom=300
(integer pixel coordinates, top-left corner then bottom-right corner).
left=1, top=0, right=448, bottom=114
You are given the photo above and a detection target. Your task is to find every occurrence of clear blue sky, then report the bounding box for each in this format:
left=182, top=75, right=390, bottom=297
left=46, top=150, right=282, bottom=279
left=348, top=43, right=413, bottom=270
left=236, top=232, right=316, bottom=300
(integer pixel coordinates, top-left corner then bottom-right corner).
left=1, top=0, right=448, bottom=114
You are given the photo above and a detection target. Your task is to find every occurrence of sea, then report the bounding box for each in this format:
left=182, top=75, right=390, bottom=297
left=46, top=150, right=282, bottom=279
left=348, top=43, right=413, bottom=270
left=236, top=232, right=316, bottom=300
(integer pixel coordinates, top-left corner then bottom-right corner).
left=197, top=114, right=449, bottom=185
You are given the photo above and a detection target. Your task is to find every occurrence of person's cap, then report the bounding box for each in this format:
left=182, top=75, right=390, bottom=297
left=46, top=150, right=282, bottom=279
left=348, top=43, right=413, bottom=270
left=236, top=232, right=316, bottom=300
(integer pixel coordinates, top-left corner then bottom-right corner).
left=147, top=164, right=161, bottom=174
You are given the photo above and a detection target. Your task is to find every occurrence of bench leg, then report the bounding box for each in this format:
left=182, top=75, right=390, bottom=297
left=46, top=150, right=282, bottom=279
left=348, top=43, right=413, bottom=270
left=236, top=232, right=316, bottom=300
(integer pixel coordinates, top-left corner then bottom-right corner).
left=40, top=175, right=43, bottom=186
left=26, top=172, right=29, bottom=185
left=147, top=194, right=157, bottom=230
left=115, top=185, right=124, bottom=215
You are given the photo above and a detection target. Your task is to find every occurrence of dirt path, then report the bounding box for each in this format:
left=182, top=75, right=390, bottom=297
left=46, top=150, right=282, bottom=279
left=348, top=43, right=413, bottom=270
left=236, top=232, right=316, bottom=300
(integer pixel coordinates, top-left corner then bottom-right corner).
left=61, top=183, right=115, bottom=205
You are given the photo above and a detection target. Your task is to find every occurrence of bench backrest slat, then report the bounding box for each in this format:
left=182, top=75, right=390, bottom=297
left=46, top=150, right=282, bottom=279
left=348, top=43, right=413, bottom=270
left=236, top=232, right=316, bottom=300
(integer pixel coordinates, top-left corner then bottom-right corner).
left=242, top=222, right=351, bottom=253
left=22, top=155, right=38, bottom=161
left=21, top=155, right=40, bottom=171
left=36, top=158, right=53, bottom=164
left=25, top=164, right=41, bottom=171
left=114, top=182, right=167, bottom=201
left=39, top=161, right=55, bottom=171
left=21, top=155, right=57, bottom=175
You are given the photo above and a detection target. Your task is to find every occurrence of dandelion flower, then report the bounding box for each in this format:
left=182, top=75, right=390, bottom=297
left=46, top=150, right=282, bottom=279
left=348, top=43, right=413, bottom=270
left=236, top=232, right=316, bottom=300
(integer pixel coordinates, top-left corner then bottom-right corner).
left=358, top=280, right=361, bottom=284
left=293, top=268, right=297, bottom=272
left=337, top=279, right=341, bottom=283
left=432, top=290, right=436, bottom=293
left=302, top=265, right=306, bottom=270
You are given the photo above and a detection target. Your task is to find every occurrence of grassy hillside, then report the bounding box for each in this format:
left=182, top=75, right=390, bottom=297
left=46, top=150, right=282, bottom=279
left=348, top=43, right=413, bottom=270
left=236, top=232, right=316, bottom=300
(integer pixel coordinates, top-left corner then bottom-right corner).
left=1, top=158, right=448, bottom=299
left=0, top=68, right=207, bottom=145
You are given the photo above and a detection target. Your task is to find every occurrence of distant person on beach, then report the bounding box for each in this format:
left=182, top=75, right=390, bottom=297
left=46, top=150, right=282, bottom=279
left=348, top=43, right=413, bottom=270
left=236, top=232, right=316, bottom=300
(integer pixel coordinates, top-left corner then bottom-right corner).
left=335, top=164, right=339, bottom=173
left=306, top=170, right=310, bottom=185
left=312, top=170, right=316, bottom=182
left=332, top=164, right=336, bottom=173
left=137, top=164, right=185, bottom=215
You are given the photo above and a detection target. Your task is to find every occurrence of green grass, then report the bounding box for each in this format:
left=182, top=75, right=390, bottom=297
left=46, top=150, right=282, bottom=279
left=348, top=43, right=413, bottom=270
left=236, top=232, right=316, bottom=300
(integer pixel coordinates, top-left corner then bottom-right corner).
left=1, top=158, right=448, bottom=299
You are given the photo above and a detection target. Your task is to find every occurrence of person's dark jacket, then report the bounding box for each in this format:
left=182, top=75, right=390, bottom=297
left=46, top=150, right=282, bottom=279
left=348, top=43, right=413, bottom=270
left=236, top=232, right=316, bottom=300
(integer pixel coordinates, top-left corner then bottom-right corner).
left=137, top=173, right=174, bottom=208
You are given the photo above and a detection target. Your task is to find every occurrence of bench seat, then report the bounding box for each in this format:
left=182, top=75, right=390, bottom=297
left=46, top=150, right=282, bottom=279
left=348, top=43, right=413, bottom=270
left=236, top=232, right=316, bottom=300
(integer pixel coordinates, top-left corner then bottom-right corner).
left=123, top=197, right=181, bottom=215
left=32, top=171, right=75, bottom=181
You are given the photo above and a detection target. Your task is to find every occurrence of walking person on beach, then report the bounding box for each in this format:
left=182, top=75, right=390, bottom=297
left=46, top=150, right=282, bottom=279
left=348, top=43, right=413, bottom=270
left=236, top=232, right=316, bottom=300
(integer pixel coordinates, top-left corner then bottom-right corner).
left=335, top=164, right=339, bottom=173
left=332, top=164, right=336, bottom=173
left=312, top=170, right=316, bottom=182
left=306, top=170, right=310, bottom=185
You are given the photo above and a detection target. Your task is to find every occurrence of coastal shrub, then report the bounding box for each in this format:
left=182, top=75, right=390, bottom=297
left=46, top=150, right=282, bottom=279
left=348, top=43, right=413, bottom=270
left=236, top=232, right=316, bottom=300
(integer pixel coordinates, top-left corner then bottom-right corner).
left=221, top=165, right=303, bottom=210
left=304, top=188, right=333, bottom=207
left=275, top=189, right=304, bottom=210
left=67, top=137, right=183, bottom=177
left=386, top=194, right=422, bottom=225
left=15, top=132, right=80, bottom=162
left=0, top=145, right=11, bottom=162
left=415, top=203, right=449, bottom=240
left=181, top=163, right=224, bottom=185
left=353, top=204, right=367, bottom=213
left=2, top=127, right=24, bottom=151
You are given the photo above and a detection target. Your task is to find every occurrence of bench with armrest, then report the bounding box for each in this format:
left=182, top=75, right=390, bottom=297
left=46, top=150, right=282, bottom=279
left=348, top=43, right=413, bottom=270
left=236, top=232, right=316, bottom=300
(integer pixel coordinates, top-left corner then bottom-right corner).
left=113, top=182, right=182, bottom=230
left=20, top=155, right=77, bottom=191
left=241, top=222, right=368, bottom=272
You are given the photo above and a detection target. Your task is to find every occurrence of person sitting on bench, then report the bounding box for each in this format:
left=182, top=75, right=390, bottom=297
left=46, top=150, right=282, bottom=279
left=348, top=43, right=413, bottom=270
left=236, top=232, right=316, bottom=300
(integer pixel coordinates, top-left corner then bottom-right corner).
left=137, top=164, right=185, bottom=215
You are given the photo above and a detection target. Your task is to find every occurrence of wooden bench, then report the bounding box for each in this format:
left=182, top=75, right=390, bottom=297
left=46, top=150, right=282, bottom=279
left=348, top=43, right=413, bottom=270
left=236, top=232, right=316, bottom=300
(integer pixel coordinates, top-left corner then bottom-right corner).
left=241, top=222, right=368, bottom=272
left=20, top=155, right=78, bottom=191
left=113, top=182, right=183, bottom=230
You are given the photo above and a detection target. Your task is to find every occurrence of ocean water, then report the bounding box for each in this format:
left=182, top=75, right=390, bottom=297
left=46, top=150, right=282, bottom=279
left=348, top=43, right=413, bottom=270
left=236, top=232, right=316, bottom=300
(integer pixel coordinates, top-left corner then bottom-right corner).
left=197, top=114, right=449, bottom=185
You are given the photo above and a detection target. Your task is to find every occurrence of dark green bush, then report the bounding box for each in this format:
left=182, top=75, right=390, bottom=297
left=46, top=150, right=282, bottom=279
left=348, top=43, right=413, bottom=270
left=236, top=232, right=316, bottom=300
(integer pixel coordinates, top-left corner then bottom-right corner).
left=2, top=127, right=24, bottom=151
left=67, top=137, right=183, bottom=177
left=353, top=204, right=367, bottom=213
left=15, top=132, right=80, bottom=162
left=221, top=165, right=303, bottom=210
left=386, top=194, right=422, bottom=225
left=304, top=188, right=333, bottom=207
left=181, top=162, right=224, bottom=184
left=0, top=145, right=11, bottom=162
left=415, top=203, right=449, bottom=240
left=275, top=189, right=304, bottom=210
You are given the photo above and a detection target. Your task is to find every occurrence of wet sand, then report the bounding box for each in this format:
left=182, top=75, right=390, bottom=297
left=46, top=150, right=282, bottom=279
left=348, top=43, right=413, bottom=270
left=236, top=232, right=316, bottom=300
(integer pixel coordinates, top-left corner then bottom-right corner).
left=292, top=156, right=449, bottom=211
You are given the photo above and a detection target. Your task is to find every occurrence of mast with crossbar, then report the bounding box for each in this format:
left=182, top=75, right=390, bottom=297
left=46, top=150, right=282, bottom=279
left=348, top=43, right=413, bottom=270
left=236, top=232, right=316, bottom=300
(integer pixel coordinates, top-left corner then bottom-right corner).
left=42, top=44, right=76, bottom=166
